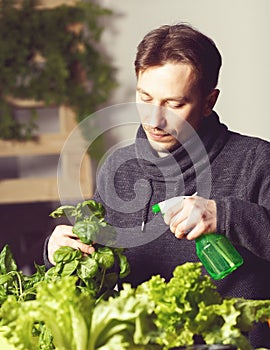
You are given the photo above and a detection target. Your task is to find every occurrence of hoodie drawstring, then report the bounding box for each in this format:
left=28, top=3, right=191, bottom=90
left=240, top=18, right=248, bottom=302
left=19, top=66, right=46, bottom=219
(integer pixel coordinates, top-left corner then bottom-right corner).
left=141, top=178, right=153, bottom=231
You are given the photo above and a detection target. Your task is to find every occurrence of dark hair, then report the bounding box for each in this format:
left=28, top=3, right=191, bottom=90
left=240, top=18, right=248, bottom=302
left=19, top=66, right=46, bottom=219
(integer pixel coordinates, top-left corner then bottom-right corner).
left=134, top=23, right=222, bottom=95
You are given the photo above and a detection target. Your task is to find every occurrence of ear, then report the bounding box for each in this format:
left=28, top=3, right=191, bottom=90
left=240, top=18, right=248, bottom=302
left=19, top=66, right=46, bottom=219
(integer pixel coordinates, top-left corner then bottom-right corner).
left=203, top=89, right=220, bottom=116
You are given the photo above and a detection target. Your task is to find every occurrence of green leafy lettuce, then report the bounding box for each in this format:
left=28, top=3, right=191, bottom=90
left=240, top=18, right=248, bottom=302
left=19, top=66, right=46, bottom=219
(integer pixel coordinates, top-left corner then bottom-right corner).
left=0, top=277, right=160, bottom=350
left=136, top=262, right=270, bottom=350
left=0, top=276, right=93, bottom=350
left=0, top=213, right=269, bottom=350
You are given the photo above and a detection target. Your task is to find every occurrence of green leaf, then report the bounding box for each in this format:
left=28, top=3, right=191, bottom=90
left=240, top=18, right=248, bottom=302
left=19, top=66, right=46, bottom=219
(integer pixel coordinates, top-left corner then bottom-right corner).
left=77, top=199, right=106, bottom=220
left=0, top=245, right=18, bottom=274
left=0, top=276, right=95, bottom=350
left=60, top=260, right=80, bottom=277
left=49, top=199, right=130, bottom=299
left=0, top=274, right=12, bottom=285
left=94, top=247, right=115, bottom=270
left=36, top=276, right=94, bottom=349
left=0, top=1, right=116, bottom=141
left=37, top=323, right=54, bottom=350
left=234, top=298, right=270, bottom=331
left=77, top=255, right=99, bottom=279
left=97, top=222, right=118, bottom=246
left=88, top=284, right=157, bottom=349
left=136, top=263, right=223, bottom=348
left=49, top=205, right=76, bottom=218
left=114, top=248, right=130, bottom=279
left=53, top=246, right=82, bottom=264
left=73, top=220, right=99, bottom=244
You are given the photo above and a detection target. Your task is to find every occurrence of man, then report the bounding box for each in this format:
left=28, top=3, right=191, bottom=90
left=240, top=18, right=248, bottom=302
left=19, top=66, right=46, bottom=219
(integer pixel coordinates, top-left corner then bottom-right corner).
left=45, top=24, right=270, bottom=347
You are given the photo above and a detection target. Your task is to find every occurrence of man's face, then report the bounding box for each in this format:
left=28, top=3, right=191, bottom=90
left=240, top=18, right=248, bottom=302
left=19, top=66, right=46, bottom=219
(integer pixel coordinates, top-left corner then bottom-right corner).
left=136, top=63, right=210, bottom=155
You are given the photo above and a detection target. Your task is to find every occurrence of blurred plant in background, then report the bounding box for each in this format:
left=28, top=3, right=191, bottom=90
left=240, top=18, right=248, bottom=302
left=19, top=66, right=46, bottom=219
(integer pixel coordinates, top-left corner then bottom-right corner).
left=0, top=0, right=117, bottom=140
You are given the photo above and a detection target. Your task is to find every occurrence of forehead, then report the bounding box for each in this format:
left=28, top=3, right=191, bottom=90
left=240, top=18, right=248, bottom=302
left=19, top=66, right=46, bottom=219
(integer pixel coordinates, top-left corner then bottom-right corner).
left=137, top=63, right=198, bottom=97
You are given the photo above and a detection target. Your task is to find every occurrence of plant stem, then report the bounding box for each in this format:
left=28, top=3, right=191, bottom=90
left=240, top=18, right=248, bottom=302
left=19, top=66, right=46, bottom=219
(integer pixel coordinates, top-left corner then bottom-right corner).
left=98, top=268, right=106, bottom=294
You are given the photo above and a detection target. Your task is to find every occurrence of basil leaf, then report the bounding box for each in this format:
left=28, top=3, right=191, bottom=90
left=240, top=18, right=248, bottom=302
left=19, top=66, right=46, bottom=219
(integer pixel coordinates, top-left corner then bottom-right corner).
left=49, top=205, right=76, bottom=218
left=0, top=245, right=18, bottom=274
left=60, top=260, right=80, bottom=277
left=53, top=246, right=82, bottom=264
left=83, top=200, right=105, bottom=219
left=77, top=256, right=99, bottom=279
left=97, top=222, right=118, bottom=246
left=114, top=248, right=130, bottom=279
left=75, top=200, right=105, bottom=221
left=73, top=221, right=99, bottom=244
left=95, top=247, right=115, bottom=270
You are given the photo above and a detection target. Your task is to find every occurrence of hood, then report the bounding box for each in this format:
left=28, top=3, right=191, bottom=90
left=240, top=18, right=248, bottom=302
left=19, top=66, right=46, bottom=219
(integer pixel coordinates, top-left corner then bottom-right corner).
left=134, top=112, right=230, bottom=230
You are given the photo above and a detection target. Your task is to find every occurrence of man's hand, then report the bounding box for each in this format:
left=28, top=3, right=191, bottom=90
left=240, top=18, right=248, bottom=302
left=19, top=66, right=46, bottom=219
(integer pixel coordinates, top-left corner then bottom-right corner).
left=48, top=225, right=95, bottom=265
left=163, top=196, right=217, bottom=240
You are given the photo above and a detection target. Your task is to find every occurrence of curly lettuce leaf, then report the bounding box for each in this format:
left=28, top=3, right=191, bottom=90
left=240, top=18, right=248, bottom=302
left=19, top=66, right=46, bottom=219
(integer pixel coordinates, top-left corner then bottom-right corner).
left=234, top=298, right=270, bottom=331
left=0, top=296, right=43, bottom=350
left=136, top=262, right=222, bottom=349
left=88, top=284, right=159, bottom=349
left=0, top=332, right=17, bottom=350
left=196, top=297, right=270, bottom=350
left=1, top=253, right=269, bottom=350
left=195, top=299, right=253, bottom=350
left=35, top=276, right=94, bottom=350
left=0, top=276, right=94, bottom=350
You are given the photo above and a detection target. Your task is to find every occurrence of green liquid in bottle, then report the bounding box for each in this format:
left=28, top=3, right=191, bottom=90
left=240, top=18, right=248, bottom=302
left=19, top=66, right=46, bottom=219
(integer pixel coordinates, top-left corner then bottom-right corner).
left=195, top=233, right=243, bottom=280
left=152, top=199, right=244, bottom=280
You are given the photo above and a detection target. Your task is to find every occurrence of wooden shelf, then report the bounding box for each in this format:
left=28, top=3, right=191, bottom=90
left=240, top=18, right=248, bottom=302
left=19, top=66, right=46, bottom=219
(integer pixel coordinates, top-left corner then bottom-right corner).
left=0, top=105, right=93, bottom=204
left=0, top=134, right=68, bottom=157
left=0, top=164, right=92, bottom=204
left=14, top=0, right=80, bottom=10
left=0, top=177, right=59, bottom=203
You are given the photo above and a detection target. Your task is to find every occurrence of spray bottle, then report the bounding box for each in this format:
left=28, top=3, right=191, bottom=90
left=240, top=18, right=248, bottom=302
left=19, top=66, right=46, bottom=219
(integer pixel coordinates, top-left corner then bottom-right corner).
left=152, top=195, right=243, bottom=280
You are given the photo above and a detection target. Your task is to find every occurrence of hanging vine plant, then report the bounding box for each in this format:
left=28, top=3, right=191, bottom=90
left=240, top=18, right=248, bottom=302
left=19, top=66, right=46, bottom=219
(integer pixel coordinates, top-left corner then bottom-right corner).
left=0, top=0, right=117, bottom=140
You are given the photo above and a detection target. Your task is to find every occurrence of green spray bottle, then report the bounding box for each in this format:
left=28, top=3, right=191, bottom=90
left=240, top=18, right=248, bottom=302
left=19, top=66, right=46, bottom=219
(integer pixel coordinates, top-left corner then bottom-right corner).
left=152, top=195, right=244, bottom=280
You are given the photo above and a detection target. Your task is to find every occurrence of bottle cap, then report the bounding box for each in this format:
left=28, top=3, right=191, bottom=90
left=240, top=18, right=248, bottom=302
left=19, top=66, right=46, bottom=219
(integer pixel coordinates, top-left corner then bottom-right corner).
left=152, top=203, right=161, bottom=213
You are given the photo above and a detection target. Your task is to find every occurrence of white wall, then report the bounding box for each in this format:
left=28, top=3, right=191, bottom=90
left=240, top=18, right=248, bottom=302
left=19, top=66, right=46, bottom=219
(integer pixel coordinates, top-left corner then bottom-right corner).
left=99, top=0, right=270, bottom=141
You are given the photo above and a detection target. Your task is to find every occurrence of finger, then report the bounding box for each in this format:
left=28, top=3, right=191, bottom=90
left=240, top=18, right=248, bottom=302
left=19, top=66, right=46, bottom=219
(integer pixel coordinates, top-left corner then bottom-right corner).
left=165, top=196, right=198, bottom=225
left=65, top=231, right=81, bottom=239
left=68, top=238, right=95, bottom=255
left=174, top=217, right=196, bottom=239
left=169, top=211, right=188, bottom=233
left=55, top=225, right=78, bottom=239
left=170, top=202, right=200, bottom=234
left=49, top=240, right=95, bottom=265
left=186, top=219, right=212, bottom=240
left=48, top=225, right=95, bottom=264
left=74, top=240, right=95, bottom=254
left=164, top=200, right=185, bottom=225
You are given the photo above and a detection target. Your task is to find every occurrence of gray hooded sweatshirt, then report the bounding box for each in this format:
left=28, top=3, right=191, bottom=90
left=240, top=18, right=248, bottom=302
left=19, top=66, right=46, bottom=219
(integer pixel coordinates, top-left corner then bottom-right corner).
left=44, top=112, right=270, bottom=347
left=93, top=112, right=270, bottom=347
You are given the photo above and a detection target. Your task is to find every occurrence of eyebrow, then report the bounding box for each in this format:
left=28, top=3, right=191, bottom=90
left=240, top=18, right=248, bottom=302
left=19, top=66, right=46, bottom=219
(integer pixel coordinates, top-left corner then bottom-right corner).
left=136, top=87, right=188, bottom=102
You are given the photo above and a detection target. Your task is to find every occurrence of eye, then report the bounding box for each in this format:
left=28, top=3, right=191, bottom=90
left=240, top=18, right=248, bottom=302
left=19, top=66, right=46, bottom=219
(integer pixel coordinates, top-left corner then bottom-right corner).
left=167, top=101, right=185, bottom=109
left=139, top=93, right=152, bottom=103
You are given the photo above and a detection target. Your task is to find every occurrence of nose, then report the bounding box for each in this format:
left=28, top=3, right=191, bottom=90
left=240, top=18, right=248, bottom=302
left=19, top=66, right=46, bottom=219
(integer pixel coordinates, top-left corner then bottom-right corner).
left=145, top=103, right=166, bottom=129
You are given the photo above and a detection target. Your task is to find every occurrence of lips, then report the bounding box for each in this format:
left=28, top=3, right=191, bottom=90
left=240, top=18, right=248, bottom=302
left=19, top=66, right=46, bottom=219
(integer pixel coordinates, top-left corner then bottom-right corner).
left=144, top=127, right=172, bottom=141
left=148, top=131, right=169, bottom=141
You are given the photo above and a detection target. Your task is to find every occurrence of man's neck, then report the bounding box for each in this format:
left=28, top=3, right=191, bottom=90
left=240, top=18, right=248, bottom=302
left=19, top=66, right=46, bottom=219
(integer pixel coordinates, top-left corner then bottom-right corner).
left=157, top=150, right=170, bottom=158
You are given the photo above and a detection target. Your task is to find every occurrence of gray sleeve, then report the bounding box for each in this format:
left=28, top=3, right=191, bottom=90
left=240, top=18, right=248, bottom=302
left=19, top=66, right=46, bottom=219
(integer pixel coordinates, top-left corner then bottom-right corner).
left=216, top=197, right=270, bottom=261
left=216, top=141, right=270, bottom=261
left=43, top=234, right=54, bottom=270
